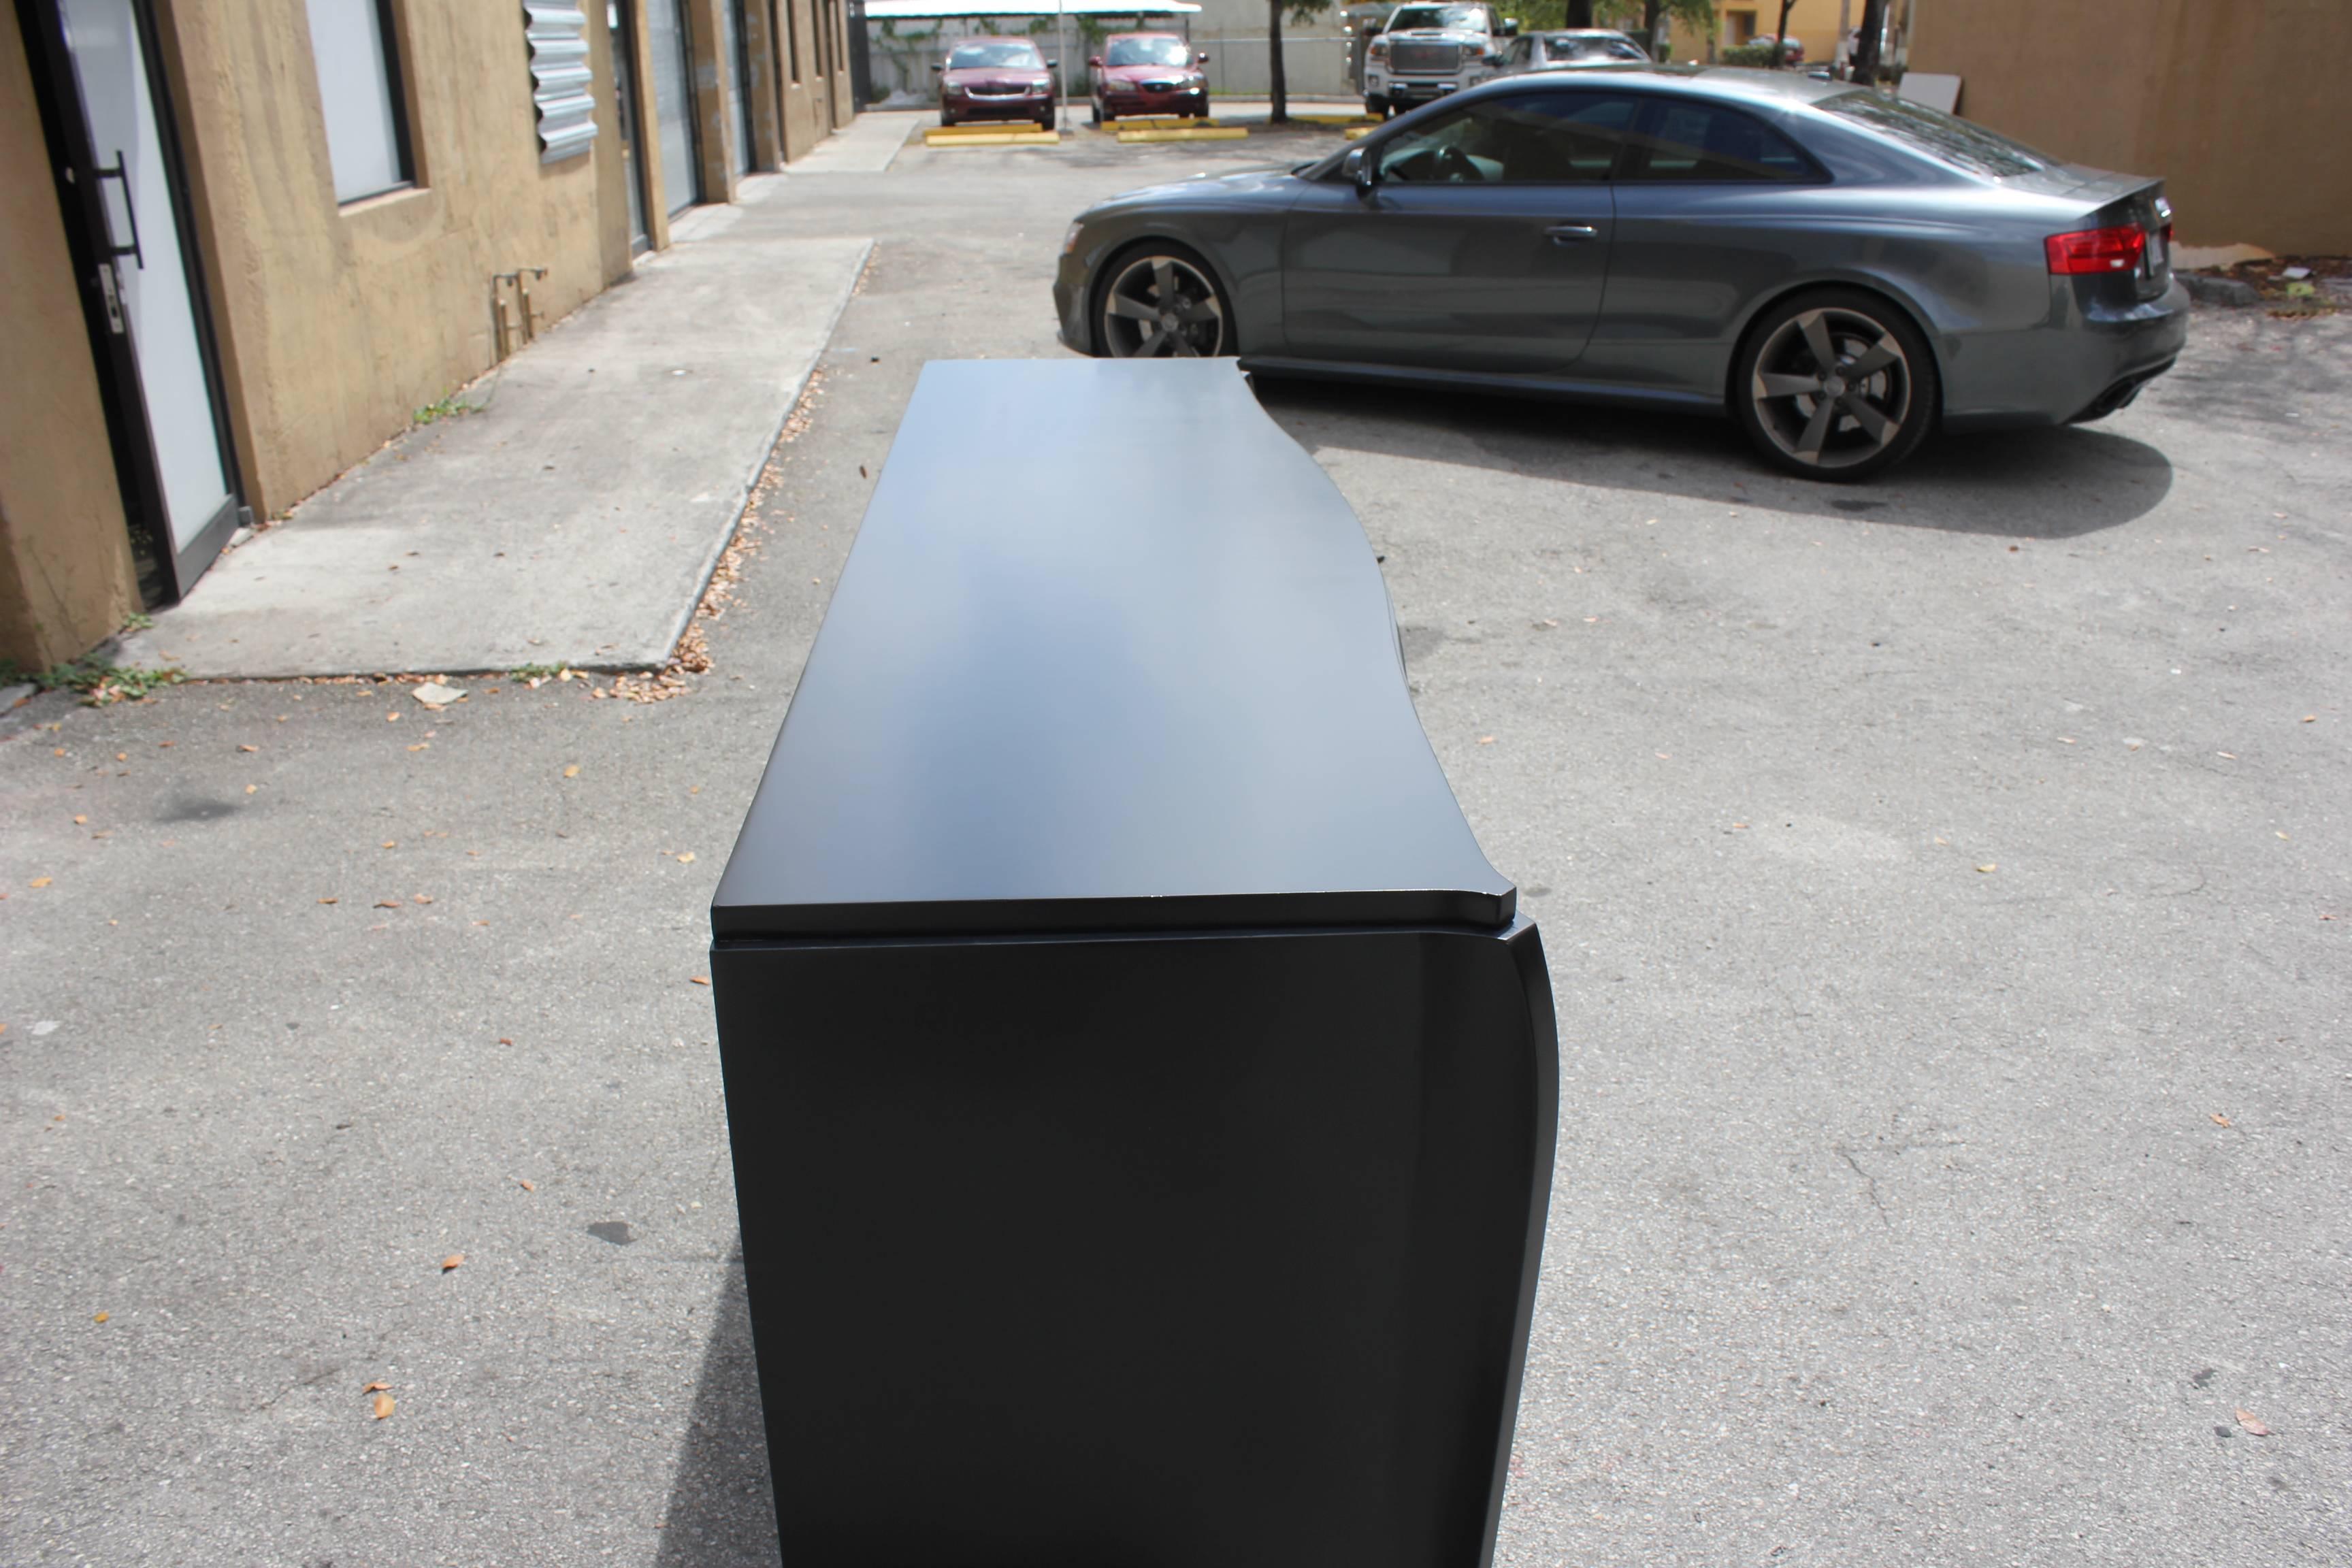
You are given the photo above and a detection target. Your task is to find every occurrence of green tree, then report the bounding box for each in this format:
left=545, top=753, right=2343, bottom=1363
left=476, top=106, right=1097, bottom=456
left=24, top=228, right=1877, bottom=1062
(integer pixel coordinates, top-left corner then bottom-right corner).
left=1645, top=0, right=1713, bottom=56
left=1850, top=0, right=1887, bottom=82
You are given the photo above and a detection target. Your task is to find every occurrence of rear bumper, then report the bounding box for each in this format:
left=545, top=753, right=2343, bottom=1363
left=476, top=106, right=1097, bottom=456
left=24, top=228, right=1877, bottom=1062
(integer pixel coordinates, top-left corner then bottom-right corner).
left=1941, top=277, right=2191, bottom=431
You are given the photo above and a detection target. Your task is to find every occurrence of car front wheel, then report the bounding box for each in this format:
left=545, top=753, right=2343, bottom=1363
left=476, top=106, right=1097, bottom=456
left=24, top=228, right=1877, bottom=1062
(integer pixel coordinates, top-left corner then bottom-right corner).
left=1094, top=244, right=1230, bottom=359
left=1733, top=289, right=1937, bottom=482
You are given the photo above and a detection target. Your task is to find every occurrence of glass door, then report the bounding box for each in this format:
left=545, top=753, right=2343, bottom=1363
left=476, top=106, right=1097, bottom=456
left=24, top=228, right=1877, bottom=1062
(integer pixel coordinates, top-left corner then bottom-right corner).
left=29, top=0, right=243, bottom=601
left=646, top=0, right=700, bottom=215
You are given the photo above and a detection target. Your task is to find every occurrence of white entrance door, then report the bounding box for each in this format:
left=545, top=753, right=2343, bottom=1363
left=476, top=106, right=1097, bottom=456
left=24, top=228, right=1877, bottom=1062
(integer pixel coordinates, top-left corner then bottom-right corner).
left=59, top=0, right=235, bottom=569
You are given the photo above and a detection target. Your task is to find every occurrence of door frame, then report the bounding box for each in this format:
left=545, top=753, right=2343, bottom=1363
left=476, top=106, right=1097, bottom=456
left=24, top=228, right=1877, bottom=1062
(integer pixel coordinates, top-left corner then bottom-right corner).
left=610, top=0, right=654, bottom=252
left=650, top=0, right=701, bottom=215
left=14, top=0, right=246, bottom=605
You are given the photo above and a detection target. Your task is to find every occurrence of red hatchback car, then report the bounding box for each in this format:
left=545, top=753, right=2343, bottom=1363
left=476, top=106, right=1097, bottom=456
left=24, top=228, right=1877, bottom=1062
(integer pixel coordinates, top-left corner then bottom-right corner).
left=938, top=37, right=1058, bottom=129
left=1088, top=32, right=1209, bottom=125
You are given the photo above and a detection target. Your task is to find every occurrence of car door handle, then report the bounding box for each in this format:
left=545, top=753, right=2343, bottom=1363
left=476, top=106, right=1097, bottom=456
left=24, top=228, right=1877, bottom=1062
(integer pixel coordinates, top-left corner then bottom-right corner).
left=1545, top=223, right=1599, bottom=244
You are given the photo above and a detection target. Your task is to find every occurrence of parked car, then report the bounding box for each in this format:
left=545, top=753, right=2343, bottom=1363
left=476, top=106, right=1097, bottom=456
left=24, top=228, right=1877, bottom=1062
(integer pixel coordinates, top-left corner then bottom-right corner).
left=1053, top=69, right=2187, bottom=480
left=1090, top=32, right=1210, bottom=124
left=937, top=37, right=1058, bottom=130
left=1492, top=28, right=1650, bottom=75
left=1362, top=2, right=1517, bottom=118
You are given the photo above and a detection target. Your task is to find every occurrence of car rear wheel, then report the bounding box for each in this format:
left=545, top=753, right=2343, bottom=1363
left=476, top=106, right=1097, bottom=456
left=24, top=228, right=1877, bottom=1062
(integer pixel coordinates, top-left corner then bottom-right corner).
left=1734, top=289, right=1936, bottom=482
left=1094, top=244, right=1230, bottom=359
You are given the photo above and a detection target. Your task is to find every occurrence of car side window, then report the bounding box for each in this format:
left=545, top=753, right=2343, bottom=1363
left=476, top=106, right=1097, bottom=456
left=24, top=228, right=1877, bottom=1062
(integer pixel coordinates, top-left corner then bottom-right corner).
left=1505, top=37, right=1531, bottom=66
left=1375, top=92, right=1637, bottom=184
left=1619, top=101, right=1816, bottom=182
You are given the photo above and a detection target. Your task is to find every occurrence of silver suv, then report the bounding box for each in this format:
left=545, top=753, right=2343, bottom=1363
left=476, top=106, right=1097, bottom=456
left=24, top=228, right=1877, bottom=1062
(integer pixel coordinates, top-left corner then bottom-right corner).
left=1363, top=3, right=1518, bottom=117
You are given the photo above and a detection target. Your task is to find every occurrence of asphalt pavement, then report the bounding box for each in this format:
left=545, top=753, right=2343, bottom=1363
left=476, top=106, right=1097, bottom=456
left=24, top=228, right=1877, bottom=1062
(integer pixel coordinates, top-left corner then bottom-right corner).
left=3, top=121, right=2347, bottom=1567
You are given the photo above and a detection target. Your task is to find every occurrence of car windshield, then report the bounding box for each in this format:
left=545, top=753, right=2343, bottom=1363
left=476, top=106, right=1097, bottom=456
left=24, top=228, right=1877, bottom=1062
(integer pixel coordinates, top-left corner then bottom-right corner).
left=1544, top=34, right=1646, bottom=60
left=1820, top=91, right=2055, bottom=178
left=1106, top=37, right=1191, bottom=67
left=1388, top=5, right=1488, bottom=31
left=948, top=42, right=1043, bottom=69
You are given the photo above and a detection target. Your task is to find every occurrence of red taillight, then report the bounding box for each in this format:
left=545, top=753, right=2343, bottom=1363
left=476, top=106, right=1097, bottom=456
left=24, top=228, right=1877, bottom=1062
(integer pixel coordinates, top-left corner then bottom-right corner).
left=2046, top=224, right=2147, bottom=276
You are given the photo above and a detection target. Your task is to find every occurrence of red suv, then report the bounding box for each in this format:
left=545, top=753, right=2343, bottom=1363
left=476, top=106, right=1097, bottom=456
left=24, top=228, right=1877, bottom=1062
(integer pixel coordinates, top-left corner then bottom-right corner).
left=1088, top=33, right=1209, bottom=125
left=938, top=37, right=1058, bottom=130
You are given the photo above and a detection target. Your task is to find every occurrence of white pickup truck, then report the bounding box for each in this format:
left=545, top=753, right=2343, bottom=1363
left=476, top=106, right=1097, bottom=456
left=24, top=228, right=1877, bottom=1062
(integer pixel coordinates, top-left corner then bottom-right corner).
left=1362, top=2, right=1519, bottom=118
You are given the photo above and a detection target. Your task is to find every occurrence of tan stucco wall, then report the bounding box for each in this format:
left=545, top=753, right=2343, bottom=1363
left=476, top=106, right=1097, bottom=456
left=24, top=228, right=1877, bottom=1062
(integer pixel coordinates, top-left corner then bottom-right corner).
left=154, top=0, right=638, bottom=519
left=829, top=0, right=854, bottom=128
left=1665, top=0, right=1852, bottom=63
left=0, top=14, right=140, bottom=670
left=774, top=0, right=837, bottom=159
left=687, top=0, right=741, bottom=199
left=1910, top=0, right=2352, bottom=253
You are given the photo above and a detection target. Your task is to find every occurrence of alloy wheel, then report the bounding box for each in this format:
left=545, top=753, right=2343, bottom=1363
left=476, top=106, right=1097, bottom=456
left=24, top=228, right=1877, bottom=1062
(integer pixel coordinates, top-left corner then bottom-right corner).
left=1099, top=252, right=1226, bottom=358
left=1748, top=307, right=1914, bottom=472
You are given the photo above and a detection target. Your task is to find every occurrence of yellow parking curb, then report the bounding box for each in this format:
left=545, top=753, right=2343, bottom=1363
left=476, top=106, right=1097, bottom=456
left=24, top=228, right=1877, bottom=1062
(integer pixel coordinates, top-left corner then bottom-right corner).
left=1291, top=113, right=1381, bottom=126
left=1116, top=126, right=1250, bottom=143
left=1107, top=116, right=1221, bottom=131
left=1343, top=125, right=1376, bottom=140
left=924, top=128, right=1062, bottom=148
left=927, top=120, right=1052, bottom=135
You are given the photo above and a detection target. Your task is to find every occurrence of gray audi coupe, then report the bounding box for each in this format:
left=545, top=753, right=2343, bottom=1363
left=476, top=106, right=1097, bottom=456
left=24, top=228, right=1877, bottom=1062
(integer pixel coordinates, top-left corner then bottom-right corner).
left=1052, top=69, right=2189, bottom=480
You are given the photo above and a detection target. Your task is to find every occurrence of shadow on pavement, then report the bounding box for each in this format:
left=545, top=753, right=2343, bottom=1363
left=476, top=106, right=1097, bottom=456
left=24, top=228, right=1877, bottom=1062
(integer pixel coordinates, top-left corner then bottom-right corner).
left=657, top=1250, right=782, bottom=1568
left=1253, top=376, right=2174, bottom=538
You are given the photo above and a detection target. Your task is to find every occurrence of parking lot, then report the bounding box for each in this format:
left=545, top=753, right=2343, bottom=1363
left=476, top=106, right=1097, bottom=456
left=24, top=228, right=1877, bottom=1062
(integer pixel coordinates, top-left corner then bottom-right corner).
left=5, top=111, right=2347, bottom=1565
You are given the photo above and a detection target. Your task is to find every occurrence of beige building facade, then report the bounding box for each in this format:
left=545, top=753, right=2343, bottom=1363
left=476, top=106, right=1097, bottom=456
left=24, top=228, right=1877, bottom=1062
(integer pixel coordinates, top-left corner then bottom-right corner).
left=2, top=0, right=855, bottom=672
left=1905, top=0, right=2351, bottom=255
left=1650, top=0, right=2350, bottom=252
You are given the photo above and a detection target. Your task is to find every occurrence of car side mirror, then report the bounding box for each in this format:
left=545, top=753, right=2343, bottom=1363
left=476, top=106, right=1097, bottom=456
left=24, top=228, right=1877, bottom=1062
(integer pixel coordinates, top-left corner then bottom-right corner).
left=1503, top=18, right=1519, bottom=34
left=931, top=62, right=943, bottom=72
left=1047, top=59, right=1059, bottom=69
left=1089, top=54, right=1103, bottom=66
left=1342, top=146, right=1377, bottom=196
left=1198, top=50, right=1211, bottom=64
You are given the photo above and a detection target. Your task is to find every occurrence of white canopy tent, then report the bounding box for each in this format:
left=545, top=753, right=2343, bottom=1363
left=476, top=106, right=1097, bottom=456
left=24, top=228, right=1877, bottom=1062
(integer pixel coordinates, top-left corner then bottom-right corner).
left=864, top=0, right=1205, bottom=113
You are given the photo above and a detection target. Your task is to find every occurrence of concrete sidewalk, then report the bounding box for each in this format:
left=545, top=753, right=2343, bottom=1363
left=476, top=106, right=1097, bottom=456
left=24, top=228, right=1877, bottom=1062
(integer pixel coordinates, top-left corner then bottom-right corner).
left=119, top=180, right=873, bottom=679
left=787, top=109, right=922, bottom=172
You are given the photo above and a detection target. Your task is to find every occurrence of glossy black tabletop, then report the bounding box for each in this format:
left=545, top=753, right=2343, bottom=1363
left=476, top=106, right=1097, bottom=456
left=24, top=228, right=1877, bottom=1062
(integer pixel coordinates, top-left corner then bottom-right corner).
left=711, top=357, right=1514, bottom=940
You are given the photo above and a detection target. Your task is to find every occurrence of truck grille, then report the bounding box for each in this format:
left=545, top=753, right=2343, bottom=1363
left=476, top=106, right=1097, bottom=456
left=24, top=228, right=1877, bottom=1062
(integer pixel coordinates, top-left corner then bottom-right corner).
left=1388, top=41, right=1462, bottom=73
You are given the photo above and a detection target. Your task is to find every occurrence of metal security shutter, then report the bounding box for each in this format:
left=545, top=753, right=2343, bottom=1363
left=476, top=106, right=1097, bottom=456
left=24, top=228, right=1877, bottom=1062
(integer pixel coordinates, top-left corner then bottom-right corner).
left=647, top=0, right=698, bottom=214
left=524, top=3, right=597, bottom=162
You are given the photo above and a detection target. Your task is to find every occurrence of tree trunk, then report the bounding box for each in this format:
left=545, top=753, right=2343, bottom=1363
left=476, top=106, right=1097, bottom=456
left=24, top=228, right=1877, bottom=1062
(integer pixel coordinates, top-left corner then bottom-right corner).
left=1269, top=0, right=1288, bottom=123
left=1851, top=0, right=1887, bottom=84
left=1771, top=0, right=1795, bottom=64
left=1567, top=0, right=1594, bottom=26
left=1642, top=0, right=1663, bottom=59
